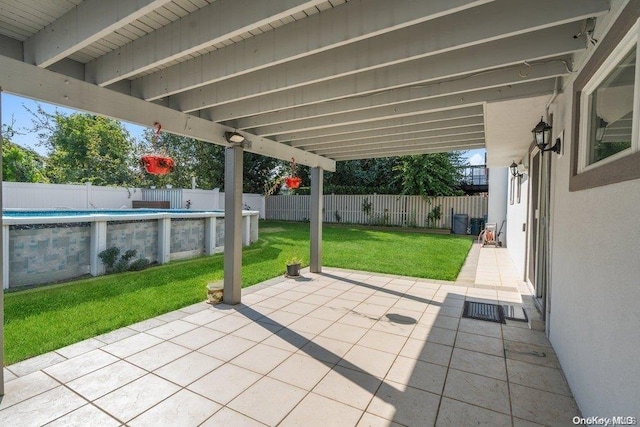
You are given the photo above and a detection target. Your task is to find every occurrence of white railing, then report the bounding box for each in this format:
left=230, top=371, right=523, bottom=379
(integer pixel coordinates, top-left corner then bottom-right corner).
left=266, top=194, right=487, bottom=229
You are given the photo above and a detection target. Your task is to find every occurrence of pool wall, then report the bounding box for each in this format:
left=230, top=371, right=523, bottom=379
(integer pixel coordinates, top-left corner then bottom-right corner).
left=3, top=211, right=258, bottom=289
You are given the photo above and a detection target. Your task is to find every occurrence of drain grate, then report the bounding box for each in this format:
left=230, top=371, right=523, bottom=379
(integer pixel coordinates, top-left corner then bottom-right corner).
left=463, top=301, right=506, bottom=323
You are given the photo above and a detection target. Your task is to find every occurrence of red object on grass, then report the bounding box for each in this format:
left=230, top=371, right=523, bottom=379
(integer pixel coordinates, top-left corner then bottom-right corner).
left=285, top=176, right=301, bottom=189
left=140, top=155, right=175, bottom=175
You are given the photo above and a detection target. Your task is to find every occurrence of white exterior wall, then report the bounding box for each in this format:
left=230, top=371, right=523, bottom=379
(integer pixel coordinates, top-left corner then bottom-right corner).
left=545, top=86, right=640, bottom=415
left=487, top=167, right=508, bottom=245
left=505, top=174, right=529, bottom=277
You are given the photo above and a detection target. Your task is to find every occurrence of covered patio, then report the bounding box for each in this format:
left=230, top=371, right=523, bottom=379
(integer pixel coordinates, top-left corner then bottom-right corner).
left=2, top=0, right=629, bottom=421
left=0, top=247, right=577, bottom=426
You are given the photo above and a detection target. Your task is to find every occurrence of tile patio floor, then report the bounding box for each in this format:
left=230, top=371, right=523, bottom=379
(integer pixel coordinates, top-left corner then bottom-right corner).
left=0, top=246, right=579, bottom=426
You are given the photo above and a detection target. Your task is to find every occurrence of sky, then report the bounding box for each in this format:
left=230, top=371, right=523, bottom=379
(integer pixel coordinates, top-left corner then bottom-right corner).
left=2, top=93, right=486, bottom=164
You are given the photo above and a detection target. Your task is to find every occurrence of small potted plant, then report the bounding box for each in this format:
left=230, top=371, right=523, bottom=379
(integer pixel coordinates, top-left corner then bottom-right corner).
left=285, top=256, right=303, bottom=277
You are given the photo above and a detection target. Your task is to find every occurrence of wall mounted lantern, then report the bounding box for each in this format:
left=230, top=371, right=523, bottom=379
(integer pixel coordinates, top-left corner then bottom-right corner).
left=510, top=161, right=519, bottom=177
left=509, top=161, right=524, bottom=205
left=532, top=117, right=561, bottom=154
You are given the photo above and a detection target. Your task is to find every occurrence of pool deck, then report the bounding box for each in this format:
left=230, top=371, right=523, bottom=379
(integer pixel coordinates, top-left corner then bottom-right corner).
left=0, top=246, right=578, bottom=426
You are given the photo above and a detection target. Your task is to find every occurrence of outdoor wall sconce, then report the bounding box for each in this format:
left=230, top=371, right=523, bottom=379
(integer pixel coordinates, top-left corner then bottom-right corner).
left=509, top=161, right=524, bottom=205
left=510, top=161, right=519, bottom=177
left=595, top=116, right=609, bottom=142
left=532, top=117, right=561, bottom=154
left=225, top=131, right=245, bottom=144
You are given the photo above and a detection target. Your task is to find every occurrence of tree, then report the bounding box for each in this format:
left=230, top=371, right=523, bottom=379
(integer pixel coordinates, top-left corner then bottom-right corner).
left=394, top=152, right=466, bottom=197
left=1, top=118, right=48, bottom=183
left=295, top=158, right=403, bottom=195
left=34, top=109, right=139, bottom=186
left=2, top=140, right=48, bottom=182
left=242, top=152, right=281, bottom=194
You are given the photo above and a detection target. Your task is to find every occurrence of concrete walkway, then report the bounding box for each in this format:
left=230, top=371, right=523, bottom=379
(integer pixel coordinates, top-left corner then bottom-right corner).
left=0, top=249, right=578, bottom=426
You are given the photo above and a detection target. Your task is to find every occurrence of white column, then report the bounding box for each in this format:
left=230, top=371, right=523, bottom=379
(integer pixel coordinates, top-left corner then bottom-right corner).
left=157, top=217, right=171, bottom=264
left=89, top=221, right=108, bottom=276
left=204, top=216, right=217, bottom=254
left=243, top=214, right=250, bottom=246
left=310, top=167, right=323, bottom=273
left=488, top=167, right=508, bottom=246
left=250, top=213, right=259, bottom=243
left=223, top=145, right=243, bottom=304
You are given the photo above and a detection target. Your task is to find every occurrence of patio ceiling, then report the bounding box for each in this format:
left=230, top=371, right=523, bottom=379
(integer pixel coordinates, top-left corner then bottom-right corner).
left=0, top=0, right=609, bottom=168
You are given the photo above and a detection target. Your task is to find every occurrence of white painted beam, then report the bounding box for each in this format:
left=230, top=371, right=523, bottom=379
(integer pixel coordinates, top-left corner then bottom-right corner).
left=91, top=1, right=334, bottom=86
left=0, top=55, right=334, bottom=171
left=231, top=60, right=568, bottom=129
left=134, top=0, right=492, bottom=100
left=24, top=0, right=172, bottom=68
left=315, top=134, right=486, bottom=156
left=303, top=126, right=485, bottom=152
left=139, top=0, right=606, bottom=103
left=205, top=0, right=607, bottom=121
left=278, top=107, right=484, bottom=142
left=253, top=80, right=556, bottom=137
left=289, top=118, right=485, bottom=147
left=332, top=143, right=486, bottom=161
left=180, top=23, right=583, bottom=114
left=92, top=2, right=334, bottom=86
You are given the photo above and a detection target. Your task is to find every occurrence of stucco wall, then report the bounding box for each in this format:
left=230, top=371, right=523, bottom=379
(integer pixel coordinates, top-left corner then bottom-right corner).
left=8, top=224, right=91, bottom=286
left=107, top=220, right=159, bottom=263
left=487, top=167, right=508, bottom=246
left=505, top=175, right=529, bottom=278
left=546, top=87, right=640, bottom=414
left=170, top=219, right=205, bottom=255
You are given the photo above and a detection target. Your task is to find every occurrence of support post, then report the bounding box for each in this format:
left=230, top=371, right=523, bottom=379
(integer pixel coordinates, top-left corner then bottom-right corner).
left=90, top=221, right=107, bottom=276
left=310, top=167, right=323, bottom=273
left=1, top=88, right=5, bottom=395
left=204, top=216, right=217, bottom=255
left=223, top=144, right=243, bottom=304
left=157, top=217, right=171, bottom=264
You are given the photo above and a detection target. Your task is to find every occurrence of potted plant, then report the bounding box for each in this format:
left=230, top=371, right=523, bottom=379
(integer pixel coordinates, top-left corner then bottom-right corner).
left=285, top=256, right=303, bottom=277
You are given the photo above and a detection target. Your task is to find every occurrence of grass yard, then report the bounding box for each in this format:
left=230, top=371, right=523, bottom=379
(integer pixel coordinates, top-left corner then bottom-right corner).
left=3, top=220, right=472, bottom=364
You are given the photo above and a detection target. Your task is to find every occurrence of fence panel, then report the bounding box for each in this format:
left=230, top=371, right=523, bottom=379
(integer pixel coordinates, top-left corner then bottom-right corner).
left=2, top=182, right=141, bottom=210
left=266, top=194, right=488, bottom=229
left=141, top=188, right=183, bottom=209
left=1, top=183, right=261, bottom=216
left=218, top=193, right=266, bottom=219
left=182, top=189, right=220, bottom=211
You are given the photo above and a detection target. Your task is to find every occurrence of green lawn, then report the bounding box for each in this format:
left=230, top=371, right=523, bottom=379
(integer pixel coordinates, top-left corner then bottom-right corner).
left=3, top=221, right=472, bottom=364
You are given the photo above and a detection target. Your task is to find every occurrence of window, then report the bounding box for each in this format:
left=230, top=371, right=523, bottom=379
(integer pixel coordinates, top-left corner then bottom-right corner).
left=570, top=2, right=640, bottom=192
left=579, top=22, right=640, bottom=172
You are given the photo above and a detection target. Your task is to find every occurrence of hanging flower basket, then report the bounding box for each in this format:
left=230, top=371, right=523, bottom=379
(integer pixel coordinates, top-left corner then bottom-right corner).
left=140, top=155, right=175, bottom=175
left=140, top=122, right=175, bottom=175
left=285, top=176, right=301, bottom=189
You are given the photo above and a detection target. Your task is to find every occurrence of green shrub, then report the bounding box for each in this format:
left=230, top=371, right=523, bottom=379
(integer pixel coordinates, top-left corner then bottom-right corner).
left=99, top=247, right=146, bottom=273
left=129, top=258, right=150, bottom=271
left=98, top=247, right=120, bottom=270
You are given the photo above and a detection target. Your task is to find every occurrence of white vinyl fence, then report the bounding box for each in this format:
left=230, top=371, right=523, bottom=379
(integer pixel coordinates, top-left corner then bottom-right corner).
left=2, top=182, right=265, bottom=217
left=266, top=194, right=487, bottom=229
left=2, top=182, right=142, bottom=209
